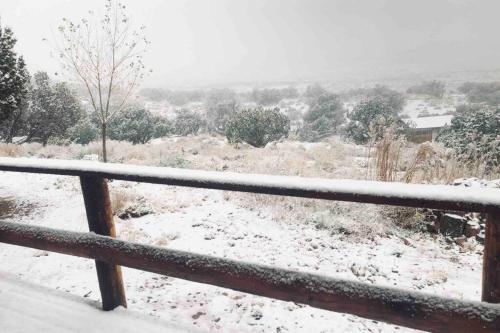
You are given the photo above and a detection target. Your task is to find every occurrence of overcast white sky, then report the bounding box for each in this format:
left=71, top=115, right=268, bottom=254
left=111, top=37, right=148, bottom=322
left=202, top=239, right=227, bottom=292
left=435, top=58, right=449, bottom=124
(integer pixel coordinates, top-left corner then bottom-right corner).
left=1, top=0, right=499, bottom=87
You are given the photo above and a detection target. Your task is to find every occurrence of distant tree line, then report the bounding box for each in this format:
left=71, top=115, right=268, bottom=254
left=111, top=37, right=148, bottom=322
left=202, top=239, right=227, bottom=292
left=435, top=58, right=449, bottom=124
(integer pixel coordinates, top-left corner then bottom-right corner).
left=140, top=88, right=206, bottom=105
left=249, top=87, right=298, bottom=105
left=140, top=86, right=300, bottom=107
left=407, top=80, right=446, bottom=98
left=458, top=82, right=500, bottom=106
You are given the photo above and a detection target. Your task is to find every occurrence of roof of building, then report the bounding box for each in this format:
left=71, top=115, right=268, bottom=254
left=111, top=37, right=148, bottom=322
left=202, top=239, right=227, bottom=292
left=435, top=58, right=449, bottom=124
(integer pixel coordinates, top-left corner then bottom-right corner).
left=405, top=115, right=453, bottom=129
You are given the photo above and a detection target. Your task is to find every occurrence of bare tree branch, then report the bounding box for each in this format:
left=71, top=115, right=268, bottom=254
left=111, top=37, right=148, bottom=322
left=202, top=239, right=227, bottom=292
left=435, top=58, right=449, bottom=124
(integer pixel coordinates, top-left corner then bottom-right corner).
left=49, top=0, right=149, bottom=161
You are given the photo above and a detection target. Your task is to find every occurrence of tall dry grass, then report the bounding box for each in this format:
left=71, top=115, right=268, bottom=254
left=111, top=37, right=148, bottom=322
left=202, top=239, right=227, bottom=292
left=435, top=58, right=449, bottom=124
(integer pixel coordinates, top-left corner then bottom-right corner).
left=0, top=134, right=365, bottom=178
left=366, top=128, right=498, bottom=185
left=402, top=142, right=435, bottom=183
left=371, top=128, right=405, bottom=182
left=0, top=144, right=24, bottom=157
left=365, top=129, right=500, bottom=232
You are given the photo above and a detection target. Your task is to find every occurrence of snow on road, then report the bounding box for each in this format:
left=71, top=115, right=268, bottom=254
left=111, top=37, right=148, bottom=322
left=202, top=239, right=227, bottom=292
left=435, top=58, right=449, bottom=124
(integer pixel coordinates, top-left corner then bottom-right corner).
left=0, top=171, right=483, bottom=332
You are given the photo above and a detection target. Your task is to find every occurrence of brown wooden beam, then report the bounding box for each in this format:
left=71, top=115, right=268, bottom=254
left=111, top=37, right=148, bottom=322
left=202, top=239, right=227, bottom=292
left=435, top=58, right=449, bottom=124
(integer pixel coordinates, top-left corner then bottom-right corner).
left=0, top=157, right=499, bottom=214
left=483, top=213, right=500, bottom=303
left=1, top=221, right=499, bottom=333
left=80, top=176, right=127, bottom=310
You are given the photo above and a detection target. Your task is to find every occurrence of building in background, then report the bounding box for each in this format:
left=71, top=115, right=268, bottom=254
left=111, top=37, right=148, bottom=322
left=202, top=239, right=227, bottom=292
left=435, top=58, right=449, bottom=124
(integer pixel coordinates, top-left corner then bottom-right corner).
left=405, top=115, right=453, bottom=143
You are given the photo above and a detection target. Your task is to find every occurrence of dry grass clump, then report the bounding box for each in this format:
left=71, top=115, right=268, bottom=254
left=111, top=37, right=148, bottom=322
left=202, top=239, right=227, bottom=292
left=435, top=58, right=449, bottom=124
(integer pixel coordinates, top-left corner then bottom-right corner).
left=0, top=196, right=37, bottom=219
left=399, top=142, right=497, bottom=184
left=5, top=135, right=362, bottom=178
left=0, top=134, right=364, bottom=179
left=379, top=206, right=426, bottom=231
left=233, top=192, right=390, bottom=238
left=365, top=128, right=497, bottom=185
left=110, top=187, right=141, bottom=215
left=402, top=142, right=435, bottom=183
left=370, top=129, right=405, bottom=182
left=0, top=143, right=25, bottom=157
left=117, top=220, right=149, bottom=243
left=309, top=202, right=390, bottom=238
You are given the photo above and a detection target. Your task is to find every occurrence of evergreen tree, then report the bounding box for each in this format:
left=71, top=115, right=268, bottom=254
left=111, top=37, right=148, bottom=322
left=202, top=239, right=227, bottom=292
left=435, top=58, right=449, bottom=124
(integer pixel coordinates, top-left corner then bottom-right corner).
left=300, top=93, right=345, bottom=141
left=1, top=57, right=31, bottom=142
left=437, top=105, right=499, bottom=169
left=0, top=23, right=30, bottom=135
left=26, top=72, right=82, bottom=145
left=345, top=96, right=407, bottom=145
left=67, top=113, right=99, bottom=144
left=225, top=107, right=290, bottom=147
left=173, top=109, right=204, bottom=136
left=205, top=88, right=237, bottom=134
left=108, top=106, right=170, bottom=144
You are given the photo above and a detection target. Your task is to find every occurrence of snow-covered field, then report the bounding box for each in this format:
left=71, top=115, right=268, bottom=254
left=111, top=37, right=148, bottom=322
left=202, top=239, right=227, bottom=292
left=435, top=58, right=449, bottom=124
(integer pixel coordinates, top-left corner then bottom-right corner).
left=401, top=96, right=459, bottom=119
left=0, top=169, right=484, bottom=333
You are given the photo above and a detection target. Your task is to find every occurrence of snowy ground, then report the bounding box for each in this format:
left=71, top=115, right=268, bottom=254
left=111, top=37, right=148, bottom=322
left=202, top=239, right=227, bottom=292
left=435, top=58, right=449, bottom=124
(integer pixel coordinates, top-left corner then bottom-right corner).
left=0, top=271, right=200, bottom=333
left=0, top=171, right=483, bottom=333
left=402, top=97, right=456, bottom=119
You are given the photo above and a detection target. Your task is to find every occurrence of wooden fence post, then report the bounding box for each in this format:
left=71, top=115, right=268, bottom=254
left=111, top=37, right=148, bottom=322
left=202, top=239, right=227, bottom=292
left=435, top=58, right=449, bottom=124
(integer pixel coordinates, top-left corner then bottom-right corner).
left=80, top=176, right=127, bottom=310
left=483, top=213, right=500, bottom=303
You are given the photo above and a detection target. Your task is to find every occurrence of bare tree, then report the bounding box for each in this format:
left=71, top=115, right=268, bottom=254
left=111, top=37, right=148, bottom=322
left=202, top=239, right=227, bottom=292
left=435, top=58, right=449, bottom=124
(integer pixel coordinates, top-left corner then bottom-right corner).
left=50, top=0, right=149, bottom=161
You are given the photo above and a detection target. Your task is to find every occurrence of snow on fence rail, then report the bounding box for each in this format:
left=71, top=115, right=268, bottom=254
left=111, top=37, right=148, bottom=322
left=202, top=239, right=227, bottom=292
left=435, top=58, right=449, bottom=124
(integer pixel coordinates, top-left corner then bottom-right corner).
left=0, top=157, right=499, bottom=333
left=0, top=157, right=499, bottom=213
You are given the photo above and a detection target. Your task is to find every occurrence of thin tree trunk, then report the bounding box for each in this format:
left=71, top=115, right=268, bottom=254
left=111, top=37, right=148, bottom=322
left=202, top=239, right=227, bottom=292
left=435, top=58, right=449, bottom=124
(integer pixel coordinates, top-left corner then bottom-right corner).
left=6, top=126, right=14, bottom=143
left=4, top=111, right=21, bottom=143
left=4, top=125, right=14, bottom=143
left=101, top=122, right=107, bottom=163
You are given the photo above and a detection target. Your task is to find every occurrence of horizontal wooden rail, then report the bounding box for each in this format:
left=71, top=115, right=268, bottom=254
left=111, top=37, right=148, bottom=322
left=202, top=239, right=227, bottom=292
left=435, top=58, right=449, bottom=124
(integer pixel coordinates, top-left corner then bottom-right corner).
left=0, top=157, right=499, bottom=213
left=1, top=220, right=500, bottom=333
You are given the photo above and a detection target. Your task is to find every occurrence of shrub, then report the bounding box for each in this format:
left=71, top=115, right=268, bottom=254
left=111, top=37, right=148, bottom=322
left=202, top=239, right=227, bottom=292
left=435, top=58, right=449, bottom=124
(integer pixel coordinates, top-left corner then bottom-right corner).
left=299, top=93, right=345, bottom=141
left=251, top=87, right=298, bottom=105
left=205, top=101, right=237, bottom=134
left=380, top=206, right=426, bottom=231
left=205, top=88, right=238, bottom=133
left=345, top=96, right=408, bottom=145
left=437, top=105, right=499, bottom=170
left=172, top=109, right=203, bottom=136
left=225, top=107, right=290, bottom=147
left=23, top=72, right=82, bottom=145
left=303, top=84, right=328, bottom=104
left=108, top=107, right=170, bottom=144
left=67, top=115, right=99, bottom=144
left=296, top=123, right=318, bottom=142
left=343, top=85, right=405, bottom=113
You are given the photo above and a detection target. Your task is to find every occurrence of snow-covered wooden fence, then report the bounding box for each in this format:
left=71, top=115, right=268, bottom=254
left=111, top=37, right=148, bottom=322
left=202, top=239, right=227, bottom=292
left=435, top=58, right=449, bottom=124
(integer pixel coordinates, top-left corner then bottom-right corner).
left=0, top=157, right=499, bottom=332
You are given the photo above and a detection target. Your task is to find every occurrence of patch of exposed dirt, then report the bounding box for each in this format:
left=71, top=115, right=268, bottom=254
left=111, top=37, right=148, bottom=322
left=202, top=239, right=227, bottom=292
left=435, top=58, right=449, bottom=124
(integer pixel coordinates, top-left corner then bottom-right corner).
left=0, top=196, right=37, bottom=219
